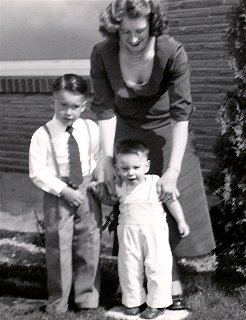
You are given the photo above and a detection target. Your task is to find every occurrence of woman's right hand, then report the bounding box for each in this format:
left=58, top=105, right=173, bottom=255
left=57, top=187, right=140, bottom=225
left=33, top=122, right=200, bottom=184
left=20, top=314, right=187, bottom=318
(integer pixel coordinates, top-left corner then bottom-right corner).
left=103, top=156, right=119, bottom=197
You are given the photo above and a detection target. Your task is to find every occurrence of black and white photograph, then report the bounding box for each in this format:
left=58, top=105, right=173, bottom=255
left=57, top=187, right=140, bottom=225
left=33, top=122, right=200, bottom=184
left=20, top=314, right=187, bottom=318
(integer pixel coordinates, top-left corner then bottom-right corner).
left=0, top=0, right=245, bottom=319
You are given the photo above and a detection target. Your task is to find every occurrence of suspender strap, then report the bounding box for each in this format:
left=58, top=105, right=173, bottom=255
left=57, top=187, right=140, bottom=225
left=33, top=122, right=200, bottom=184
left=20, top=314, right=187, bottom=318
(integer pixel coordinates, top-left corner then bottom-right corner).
left=43, top=124, right=61, bottom=178
left=83, top=119, right=92, bottom=173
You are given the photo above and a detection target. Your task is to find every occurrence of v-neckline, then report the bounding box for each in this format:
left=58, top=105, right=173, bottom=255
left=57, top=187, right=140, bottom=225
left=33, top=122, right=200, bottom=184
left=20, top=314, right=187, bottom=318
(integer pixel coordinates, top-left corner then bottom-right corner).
left=114, top=37, right=165, bottom=97
left=118, top=39, right=158, bottom=90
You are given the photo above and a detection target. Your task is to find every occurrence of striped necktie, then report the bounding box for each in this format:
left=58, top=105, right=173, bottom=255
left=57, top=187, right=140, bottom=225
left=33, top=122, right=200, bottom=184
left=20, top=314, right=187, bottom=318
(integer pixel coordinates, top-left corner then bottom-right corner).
left=66, top=126, right=83, bottom=189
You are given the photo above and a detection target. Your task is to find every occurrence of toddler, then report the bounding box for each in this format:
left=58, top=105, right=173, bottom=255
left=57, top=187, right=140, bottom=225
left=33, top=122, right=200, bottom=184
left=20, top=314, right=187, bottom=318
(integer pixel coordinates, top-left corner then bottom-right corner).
left=91, top=139, right=189, bottom=319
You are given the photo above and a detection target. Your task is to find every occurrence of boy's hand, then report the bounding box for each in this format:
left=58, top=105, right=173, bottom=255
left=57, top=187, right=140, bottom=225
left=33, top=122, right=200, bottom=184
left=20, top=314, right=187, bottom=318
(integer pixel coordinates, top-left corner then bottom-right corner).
left=177, top=221, right=190, bottom=238
left=61, top=186, right=85, bottom=207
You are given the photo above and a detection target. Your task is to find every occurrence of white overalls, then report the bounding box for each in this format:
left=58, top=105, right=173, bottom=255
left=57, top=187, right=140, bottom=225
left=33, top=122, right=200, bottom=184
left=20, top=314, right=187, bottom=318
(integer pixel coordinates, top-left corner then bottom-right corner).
left=116, top=175, right=173, bottom=308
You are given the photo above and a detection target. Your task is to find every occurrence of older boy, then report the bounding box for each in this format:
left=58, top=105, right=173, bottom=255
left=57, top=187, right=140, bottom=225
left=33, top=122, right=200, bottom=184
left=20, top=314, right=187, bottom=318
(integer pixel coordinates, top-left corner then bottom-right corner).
left=29, top=74, right=102, bottom=313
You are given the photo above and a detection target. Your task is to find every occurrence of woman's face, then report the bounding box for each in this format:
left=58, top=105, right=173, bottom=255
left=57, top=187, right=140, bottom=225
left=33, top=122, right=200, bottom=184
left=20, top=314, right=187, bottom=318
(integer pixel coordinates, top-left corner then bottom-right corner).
left=119, top=15, right=150, bottom=52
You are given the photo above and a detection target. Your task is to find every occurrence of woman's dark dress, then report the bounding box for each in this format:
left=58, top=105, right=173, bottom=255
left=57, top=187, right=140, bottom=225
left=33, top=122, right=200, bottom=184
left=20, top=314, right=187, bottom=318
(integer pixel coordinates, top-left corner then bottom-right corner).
left=90, top=35, right=215, bottom=257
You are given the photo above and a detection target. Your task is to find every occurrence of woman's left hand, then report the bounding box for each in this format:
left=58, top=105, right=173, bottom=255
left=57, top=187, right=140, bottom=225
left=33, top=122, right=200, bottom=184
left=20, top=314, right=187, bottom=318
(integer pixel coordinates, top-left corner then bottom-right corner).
left=156, top=167, right=180, bottom=202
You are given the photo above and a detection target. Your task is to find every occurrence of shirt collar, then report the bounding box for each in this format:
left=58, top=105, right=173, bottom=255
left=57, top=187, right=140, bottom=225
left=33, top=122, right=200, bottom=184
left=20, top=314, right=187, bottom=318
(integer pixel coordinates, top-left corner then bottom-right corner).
left=48, top=116, right=80, bottom=137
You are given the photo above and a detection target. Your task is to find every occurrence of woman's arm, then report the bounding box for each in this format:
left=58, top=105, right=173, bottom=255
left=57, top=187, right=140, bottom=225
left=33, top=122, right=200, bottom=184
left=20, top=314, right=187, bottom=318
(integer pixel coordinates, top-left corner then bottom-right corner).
left=99, top=116, right=118, bottom=195
left=169, top=120, right=188, bottom=173
left=90, top=44, right=118, bottom=194
left=99, top=116, right=117, bottom=159
left=157, top=39, right=192, bottom=201
left=157, top=120, right=188, bottom=201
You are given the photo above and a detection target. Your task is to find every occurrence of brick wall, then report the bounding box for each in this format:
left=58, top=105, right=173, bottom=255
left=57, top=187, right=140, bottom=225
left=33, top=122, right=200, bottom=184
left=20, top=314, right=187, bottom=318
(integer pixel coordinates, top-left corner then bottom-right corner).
left=166, top=0, right=236, bottom=176
left=0, top=90, right=95, bottom=173
left=0, top=0, right=236, bottom=178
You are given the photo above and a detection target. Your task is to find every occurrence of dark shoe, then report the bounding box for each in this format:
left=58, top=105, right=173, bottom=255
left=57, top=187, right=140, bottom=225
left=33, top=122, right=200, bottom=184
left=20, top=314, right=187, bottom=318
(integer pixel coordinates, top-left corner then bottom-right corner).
left=167, top=295, right=190, bottom=311
left=140, top=307, right=165, bottom=319
left=125, top=303, right=147, bottom=316
left=74, top=305, right=98, bottom=313
left=39, top=304, right=47, bottom=313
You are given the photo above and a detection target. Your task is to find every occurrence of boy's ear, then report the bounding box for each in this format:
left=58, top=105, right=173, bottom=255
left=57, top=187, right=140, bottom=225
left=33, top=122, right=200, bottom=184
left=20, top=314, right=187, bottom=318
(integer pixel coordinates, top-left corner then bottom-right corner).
left=115, top=164, right=120, bottom=175
left=145, top=160, right=150, bottom=174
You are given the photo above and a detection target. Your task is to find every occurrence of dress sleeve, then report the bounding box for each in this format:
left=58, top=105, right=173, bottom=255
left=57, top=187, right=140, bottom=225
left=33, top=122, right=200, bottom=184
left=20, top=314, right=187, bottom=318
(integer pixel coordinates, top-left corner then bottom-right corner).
left=90, top=45, right=116, bottom=120
left=167, top=42, right=195, bottom=121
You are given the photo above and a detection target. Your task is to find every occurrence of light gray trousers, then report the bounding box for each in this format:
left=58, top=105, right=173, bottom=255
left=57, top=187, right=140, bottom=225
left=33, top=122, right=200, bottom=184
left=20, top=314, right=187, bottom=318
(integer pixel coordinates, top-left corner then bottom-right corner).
left=43, top=175, right=102, bottom=313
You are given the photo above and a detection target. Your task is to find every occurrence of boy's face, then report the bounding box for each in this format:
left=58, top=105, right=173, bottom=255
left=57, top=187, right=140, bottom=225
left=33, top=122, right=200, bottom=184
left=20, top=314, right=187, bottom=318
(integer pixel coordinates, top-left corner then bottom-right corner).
left=116, top=152, right=150, bottom=186
left=52, top=90, right=85, bottom=126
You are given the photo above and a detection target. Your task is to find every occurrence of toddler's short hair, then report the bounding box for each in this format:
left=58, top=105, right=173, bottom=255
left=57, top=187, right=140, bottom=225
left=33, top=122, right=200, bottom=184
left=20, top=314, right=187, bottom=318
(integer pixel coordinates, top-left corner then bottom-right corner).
left=53, top=74, right=87, bottom=95
left=115, top=139, right=150, bottom=158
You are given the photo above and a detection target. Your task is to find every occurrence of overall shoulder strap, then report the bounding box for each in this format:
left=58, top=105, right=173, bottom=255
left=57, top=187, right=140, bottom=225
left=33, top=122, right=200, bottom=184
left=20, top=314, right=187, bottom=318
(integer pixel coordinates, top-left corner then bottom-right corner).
left=43, top=124, right=61, bottom=178
left=147, top=175, right=154, bottom=200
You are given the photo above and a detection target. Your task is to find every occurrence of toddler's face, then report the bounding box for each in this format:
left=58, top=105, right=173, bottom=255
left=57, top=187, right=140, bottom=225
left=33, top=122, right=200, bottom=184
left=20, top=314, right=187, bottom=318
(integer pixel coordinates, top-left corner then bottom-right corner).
left=116, top=152, right=150, bottom=186
left=52, top=90, right=85, bottom=126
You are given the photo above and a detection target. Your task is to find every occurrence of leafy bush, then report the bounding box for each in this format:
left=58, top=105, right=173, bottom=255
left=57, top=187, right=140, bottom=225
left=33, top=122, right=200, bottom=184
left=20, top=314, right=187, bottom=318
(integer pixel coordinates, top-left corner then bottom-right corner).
left=208, top=0, right=246, bottom=276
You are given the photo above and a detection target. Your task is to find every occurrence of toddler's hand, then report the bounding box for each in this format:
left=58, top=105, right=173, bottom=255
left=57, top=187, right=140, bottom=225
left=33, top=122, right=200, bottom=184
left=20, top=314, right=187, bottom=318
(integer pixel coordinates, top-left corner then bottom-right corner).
left=178, top=221, right=190, bottom=238
left=88, top=181, right=118, bottom=206
left=61, top=186, right=85, bottom=207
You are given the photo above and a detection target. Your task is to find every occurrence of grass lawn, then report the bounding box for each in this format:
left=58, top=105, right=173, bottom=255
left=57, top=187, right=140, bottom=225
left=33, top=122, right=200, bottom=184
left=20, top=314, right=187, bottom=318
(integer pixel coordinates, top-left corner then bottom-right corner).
left=0, top=229, right=245, bottom=320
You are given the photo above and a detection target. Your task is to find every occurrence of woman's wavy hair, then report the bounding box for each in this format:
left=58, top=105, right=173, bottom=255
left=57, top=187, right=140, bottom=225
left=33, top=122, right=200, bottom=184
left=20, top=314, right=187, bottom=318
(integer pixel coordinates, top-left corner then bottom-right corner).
left=99, top=0, right=168, bottom=39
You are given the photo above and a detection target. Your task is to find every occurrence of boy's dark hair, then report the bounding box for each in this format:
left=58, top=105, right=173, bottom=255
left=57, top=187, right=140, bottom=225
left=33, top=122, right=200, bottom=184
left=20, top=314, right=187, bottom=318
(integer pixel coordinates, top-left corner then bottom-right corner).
left=115, top=139, right=150, bottom=157
left=53, top=74, right=87, bottom=95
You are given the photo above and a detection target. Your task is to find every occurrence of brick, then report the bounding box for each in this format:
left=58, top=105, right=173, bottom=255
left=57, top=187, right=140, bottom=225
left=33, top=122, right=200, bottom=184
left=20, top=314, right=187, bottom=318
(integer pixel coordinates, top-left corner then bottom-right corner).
left=33, top=78, right=41, bottom=92
left=167, top=0, right=225, bottom=11
left=6, top=79, right=14, bottom=93
left=39, top=78, right=47, bottom=92
left=26, top=78, right=33, bottom=92
left=20, top=79, right=27, bottom=92
left=187, top=51, right=228, bottom=60
left=169, top=15, right=227, bottom=28
left=170, top=24, right=228, bottom=35
left=175, top=33, right=225, bottom=44
left=184, top=41, right=226, bottom=52
left=168, top=7, right=212, bottom=19
left=0, top=79, right=7, bottom=92
left=13, top=79, right=20, bottom=92
left=46, top=78, right=54, bottom=92
left=191, top=68, right=233, bottom=77
left=190, top=60, right=229, bottom=68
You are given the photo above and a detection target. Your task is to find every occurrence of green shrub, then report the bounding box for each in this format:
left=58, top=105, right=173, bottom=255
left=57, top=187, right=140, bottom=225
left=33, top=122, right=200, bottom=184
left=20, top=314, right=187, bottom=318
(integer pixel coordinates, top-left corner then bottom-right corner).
left=208, top=0, right=246, bottom=276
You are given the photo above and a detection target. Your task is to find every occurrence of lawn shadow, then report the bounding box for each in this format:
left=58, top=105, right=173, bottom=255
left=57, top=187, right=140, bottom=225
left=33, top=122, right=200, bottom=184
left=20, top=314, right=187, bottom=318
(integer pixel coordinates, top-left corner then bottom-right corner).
left=177, top=260, right=246, bottom=310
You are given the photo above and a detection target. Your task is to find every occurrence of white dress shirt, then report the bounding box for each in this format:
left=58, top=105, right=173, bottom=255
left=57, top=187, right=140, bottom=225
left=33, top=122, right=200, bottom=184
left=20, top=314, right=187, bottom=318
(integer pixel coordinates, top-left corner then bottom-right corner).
left=29, top=116, right=100, bottom=196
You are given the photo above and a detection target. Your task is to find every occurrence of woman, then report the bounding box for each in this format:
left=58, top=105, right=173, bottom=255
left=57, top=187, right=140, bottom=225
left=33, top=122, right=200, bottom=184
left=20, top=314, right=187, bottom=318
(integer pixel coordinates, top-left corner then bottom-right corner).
left=90, top=0, right=215, bottom=311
